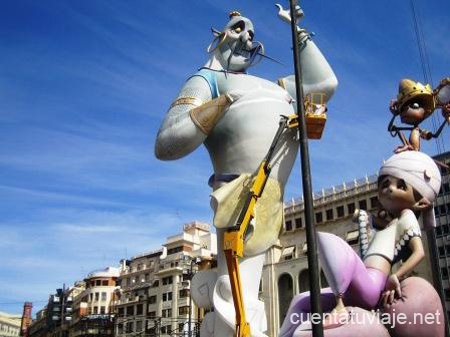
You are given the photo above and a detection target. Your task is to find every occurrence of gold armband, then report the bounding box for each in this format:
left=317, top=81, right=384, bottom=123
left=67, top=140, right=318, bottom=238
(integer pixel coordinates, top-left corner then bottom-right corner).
left=189, top=94, right=233, bottom=135
left=169, top=97, right=205, bottom=109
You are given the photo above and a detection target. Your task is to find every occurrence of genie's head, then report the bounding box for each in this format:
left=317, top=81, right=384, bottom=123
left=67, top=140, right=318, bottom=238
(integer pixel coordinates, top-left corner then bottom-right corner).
left=208, top=12, right=264, bottom=73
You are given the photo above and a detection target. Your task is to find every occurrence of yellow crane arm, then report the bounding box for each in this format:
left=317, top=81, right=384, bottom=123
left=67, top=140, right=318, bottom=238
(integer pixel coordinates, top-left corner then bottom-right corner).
left=223, top=115, right=292, bottom=337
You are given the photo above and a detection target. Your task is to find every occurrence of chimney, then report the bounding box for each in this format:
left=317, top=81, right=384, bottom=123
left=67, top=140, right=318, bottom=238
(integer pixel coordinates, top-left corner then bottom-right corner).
left=20, top=302, right=33, bottom=337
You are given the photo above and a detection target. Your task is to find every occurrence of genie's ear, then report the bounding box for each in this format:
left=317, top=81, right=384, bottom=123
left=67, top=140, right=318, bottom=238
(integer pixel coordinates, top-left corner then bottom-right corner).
left=411, top=197, right=431, bottom=211
left=211, top=28, right=221, bottom=37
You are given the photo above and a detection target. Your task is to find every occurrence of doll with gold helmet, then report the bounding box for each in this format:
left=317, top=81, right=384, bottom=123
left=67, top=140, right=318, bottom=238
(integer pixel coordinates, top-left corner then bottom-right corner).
left=388, top=78, right=450, bottom=153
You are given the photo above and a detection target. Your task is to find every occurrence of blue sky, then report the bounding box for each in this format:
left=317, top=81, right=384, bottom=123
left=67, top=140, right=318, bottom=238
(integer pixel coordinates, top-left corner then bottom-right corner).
left=0, top=0, right=448, bottom=315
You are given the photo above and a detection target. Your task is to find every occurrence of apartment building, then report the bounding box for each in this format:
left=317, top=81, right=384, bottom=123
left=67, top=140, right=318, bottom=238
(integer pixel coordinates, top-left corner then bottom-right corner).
left=69, top=267, right=119, bottom=337
left=114, top=221, right=217, bottom=336
left=432, top=151, right=450, bottom=318
left=0, top=312, right=21, bottom=337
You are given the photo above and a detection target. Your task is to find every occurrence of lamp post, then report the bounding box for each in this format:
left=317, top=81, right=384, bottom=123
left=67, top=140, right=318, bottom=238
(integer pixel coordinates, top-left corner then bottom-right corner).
left=182, top=256, right=201, bottom=337
left=288, top=1, right=324, bottom=336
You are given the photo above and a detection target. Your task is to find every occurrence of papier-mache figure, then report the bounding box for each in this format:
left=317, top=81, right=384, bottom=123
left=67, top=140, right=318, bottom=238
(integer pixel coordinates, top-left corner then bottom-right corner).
left=388, top=78, right=450, bottom=153
left=155, top=8, right=337, bottom=337
left=279, top=151, right=441, bottom=336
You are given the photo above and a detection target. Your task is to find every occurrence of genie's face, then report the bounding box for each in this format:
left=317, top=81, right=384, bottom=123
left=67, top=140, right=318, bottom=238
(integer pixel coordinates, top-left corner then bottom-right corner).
left=215, top=16, right=259, bottom=72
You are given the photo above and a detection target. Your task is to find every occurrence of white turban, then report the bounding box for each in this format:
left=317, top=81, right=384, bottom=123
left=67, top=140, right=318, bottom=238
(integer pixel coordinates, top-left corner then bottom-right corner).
left=379, top=151, right=442, bottom=230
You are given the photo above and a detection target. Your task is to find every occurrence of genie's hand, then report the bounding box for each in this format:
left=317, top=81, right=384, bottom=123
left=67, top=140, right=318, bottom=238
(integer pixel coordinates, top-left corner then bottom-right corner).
left=275, top=4, right=304, bottom=25
left=381, top=274, right=402, bottom=307
left=390, top=99, right=399, bottom=115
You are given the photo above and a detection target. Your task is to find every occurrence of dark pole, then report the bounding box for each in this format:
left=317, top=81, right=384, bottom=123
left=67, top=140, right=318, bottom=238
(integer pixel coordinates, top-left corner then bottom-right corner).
left=426, top=228, right=450, bottom=337
left=288, top=1, right=324, bottom=336
left=188, top=260, right=194, bottom=337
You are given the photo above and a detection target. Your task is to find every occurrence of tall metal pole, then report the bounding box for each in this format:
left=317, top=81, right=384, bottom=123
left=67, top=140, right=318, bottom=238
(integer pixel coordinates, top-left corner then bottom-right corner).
left=288, top=1, right=324, bottom=336
left=188, top=260, right=194, bottom=337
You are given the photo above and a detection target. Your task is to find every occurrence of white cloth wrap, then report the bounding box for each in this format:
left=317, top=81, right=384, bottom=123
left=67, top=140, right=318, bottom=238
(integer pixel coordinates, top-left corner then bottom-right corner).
left=379, top=151, right=442, bottom=229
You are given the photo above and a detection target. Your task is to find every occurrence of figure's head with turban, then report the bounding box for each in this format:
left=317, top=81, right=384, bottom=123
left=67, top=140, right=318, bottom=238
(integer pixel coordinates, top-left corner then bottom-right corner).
left=378, top=151, right=441, bottom=230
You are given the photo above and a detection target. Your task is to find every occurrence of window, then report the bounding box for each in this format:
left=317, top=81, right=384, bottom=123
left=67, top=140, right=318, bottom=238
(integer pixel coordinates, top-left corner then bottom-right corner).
left=442, top=267, right=449, bottom=280
left=145, top=273, right=150, bottom=282
left=179, top=306, right=189, bottom=316
left=446, top=289, right=450, bottom=301
left=295, top=218, right=302, bottom=229
left=148, top=311, right=156, bottom=318
left=285, top=220, right=292, bottom=231
left=136, top=304, right=143, bottom=315
left=102, top=280, right=108, bottom=286
left=126, top=322, right=133, bottom=333
left=315, top=212, right=323, bottom=224
left=445, top=245, right=450, bottom=256
left=337, top=206, right=344, bottom=218
left=96, top=280, right=101, bottom=286
left=136, top=321, right=143, bottom=332
left=161, top=325, right=171, bottom=334
left=370, top=197, right=378, bottom=209
left=148, top=295, right=157, bottom=304
left=345, top=230, right=359, bottom=245
left=443, top=225, right=450, bottom=236
left=326, top=209, right=333, bottom=221
left=94, top=292, right=99, bottom=301
left=100, top=306, right=106, bottom=314
left=89, top=293, right=93, bottom=301
left=152, top=280, right=159, bottom=287
left=118, top=308, right=124, bottom=317
left=347, top=203, right=355, bottom=215
left=178, top=323, right=185, bottom=334
left=359, top=199, right=367, bottom=210
left=440, top=204, right=446, bottom=214
left=167, top=246, right=183, bottom=255
left=179, top=289, right=190, bottom=298
left=162, top=276, right=173, bottom=285
left=437, top=226, right=443, bottom=237
left=162, top=308, right=172, bottom=318
left=101, top=292, right=107, bottom=301
left=435, top=206, right=440, bottom=215
left=162, top=292, right=172, bottom=301
left=126, top=306, right=134, bottom=316
left=93, top=306, right=98, bottom=314
left=439, top=246, right=446, bottom=257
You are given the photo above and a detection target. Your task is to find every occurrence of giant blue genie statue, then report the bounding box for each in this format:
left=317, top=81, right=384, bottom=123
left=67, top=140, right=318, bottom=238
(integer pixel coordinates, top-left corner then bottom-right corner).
left=155, top=6, right=337, bottom=337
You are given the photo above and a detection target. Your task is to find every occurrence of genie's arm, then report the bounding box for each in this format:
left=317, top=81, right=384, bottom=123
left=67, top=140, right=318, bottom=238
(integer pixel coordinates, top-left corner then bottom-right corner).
left=278, top=31, right=338, bottom=108
left=155, top=76, right=212, bottom=161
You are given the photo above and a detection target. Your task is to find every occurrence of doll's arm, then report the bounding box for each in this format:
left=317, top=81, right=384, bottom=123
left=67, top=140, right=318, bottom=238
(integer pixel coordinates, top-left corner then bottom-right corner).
left=382, top=237, right=425, bottom=305
left=395, top=236, right=425, bottom=280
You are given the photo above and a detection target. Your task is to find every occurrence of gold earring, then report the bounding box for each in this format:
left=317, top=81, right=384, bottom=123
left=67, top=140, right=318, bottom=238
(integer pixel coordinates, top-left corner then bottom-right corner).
left=207, top=31, right=228, bottom=54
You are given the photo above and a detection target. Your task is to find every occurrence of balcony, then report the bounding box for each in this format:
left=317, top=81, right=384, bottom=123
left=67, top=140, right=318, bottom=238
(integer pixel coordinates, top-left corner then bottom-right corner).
left=165, top=233, right=198, bottom=245
left=155, top=265, right=183, bottom=277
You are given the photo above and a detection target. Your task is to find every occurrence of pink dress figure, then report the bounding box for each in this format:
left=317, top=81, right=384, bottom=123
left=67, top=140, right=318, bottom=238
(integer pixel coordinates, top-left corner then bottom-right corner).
left=279, top=151, right=441, bottom=336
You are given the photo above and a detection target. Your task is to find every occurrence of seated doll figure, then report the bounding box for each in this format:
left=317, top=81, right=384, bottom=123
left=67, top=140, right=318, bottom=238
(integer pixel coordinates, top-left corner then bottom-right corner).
left=279, top=151, right=441, bottom=336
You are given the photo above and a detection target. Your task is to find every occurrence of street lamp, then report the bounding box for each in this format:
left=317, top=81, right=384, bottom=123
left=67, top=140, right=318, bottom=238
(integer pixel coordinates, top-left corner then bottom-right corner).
left=182, top=256, right=201, bottom=337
